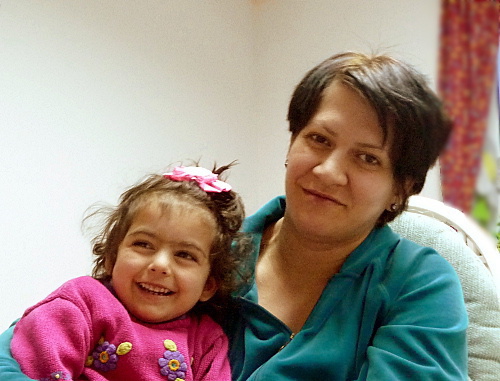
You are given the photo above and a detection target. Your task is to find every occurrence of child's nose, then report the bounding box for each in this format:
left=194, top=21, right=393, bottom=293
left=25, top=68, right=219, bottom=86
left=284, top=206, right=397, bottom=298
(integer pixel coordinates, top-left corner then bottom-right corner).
left=149, top=252, right=172, bottom=275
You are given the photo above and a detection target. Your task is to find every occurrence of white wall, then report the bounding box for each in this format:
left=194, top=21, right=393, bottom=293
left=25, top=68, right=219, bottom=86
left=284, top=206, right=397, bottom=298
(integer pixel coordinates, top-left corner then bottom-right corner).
left=0, top=0, right=257, bottom=328
left=1, top=0, right=444, bottom=328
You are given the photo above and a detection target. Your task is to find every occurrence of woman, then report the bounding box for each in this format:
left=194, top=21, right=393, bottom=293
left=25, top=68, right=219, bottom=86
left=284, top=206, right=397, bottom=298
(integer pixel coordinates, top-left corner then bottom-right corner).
left=226, top=52, right=467, bottom=380
left=0, top=52, right=468, bottom=380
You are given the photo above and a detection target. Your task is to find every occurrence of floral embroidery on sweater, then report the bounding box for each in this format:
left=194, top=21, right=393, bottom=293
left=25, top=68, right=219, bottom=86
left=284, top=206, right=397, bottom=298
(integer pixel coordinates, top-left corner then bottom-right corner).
left=158, top=339, right=187, bottom=380
left=86, top=337, right=132, bottom=372
left=40, top=371, right=71, bottom=380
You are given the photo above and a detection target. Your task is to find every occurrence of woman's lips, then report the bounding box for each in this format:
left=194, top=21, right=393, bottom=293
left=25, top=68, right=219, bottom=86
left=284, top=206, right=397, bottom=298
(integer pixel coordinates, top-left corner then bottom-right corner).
left=304, top=188, right=346, bottom=206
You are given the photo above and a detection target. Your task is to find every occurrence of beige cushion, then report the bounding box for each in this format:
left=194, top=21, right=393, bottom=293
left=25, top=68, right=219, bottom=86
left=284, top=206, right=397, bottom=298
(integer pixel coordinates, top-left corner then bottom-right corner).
left=390, top=212, right=500, bottom=381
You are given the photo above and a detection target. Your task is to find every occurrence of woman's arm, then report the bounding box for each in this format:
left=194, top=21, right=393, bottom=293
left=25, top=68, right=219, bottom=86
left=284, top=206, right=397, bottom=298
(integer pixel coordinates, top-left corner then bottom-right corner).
left=358, top=248, right=468, bottom=380
left=0, top=323, right=35, bottom=381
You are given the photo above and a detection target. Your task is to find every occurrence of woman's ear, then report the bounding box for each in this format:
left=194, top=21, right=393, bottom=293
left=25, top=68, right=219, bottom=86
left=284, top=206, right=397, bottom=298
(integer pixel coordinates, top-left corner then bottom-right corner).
left=387, top=178, right=416, bottom=211
left=199, top=276, right=218, bottom=302
left=404, top=177, right=417, bottom=193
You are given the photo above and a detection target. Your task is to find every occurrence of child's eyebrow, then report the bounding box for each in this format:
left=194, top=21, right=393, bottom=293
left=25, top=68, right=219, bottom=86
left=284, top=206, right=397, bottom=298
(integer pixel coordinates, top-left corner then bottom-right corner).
left=126, top=229, right=156, bottom=238
left=126, top=229, right=210, bottom=257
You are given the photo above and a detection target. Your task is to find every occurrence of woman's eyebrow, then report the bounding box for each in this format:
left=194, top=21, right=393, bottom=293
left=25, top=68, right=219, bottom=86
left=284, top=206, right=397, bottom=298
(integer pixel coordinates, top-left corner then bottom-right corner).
left=320, top=125, right=386, bottom=151
left=356, top=142, right=386, bottom=151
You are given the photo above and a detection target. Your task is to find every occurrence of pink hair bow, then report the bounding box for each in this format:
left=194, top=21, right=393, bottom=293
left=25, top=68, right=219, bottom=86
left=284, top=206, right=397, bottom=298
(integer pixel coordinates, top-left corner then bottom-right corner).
left=163, top=166, right=232, bottom=193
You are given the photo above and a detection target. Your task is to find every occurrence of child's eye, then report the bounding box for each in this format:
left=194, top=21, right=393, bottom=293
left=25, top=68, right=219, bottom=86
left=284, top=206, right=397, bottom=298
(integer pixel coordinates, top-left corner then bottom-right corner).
left=176, top=251, right=197, bottom=262
left=133, top=241, right=152, bottom=249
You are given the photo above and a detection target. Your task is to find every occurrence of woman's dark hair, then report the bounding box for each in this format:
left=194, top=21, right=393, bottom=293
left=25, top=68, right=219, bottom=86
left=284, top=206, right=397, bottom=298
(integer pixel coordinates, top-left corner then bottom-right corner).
left=287, top=52, right=452, bottom=225
left=84, top=162, right=252, bottom=321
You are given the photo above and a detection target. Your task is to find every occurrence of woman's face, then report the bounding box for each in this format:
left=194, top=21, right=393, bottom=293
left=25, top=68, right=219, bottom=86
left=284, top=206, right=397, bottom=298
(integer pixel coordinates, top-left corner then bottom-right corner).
left=284, top=80, right=399, bottom=246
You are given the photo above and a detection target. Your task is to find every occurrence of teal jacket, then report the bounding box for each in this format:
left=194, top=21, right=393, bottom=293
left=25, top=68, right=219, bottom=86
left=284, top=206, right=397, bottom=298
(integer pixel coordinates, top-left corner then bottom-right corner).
left=227, top=196, right=468, bottom=380
left=0, top=196, right=469, bottom=380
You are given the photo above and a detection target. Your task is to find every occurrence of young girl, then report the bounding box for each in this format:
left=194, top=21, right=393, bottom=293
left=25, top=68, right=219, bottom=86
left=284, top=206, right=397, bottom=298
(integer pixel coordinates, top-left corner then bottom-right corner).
left=11, top=164, right=251, bottom=381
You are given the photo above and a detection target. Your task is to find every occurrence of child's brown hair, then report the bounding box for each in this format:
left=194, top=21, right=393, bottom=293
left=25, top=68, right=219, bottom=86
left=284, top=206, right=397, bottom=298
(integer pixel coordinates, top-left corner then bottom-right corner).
left=84, top=162, right=251, bottom=321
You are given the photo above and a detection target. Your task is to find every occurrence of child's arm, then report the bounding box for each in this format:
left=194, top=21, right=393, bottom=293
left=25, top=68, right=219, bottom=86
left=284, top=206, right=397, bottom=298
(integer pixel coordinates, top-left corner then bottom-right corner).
left=194, top=319, right=232, bottom=381
left=0, top=323, right=35, bottom=381
left=11, top=297, right=92, bottom=380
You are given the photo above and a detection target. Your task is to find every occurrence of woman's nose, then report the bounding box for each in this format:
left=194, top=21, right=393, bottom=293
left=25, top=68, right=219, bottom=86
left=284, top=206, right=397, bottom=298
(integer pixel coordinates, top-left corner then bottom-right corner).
left=313, top=152, right=348, bottom=186
left=149, top=252, right=172, bottom=275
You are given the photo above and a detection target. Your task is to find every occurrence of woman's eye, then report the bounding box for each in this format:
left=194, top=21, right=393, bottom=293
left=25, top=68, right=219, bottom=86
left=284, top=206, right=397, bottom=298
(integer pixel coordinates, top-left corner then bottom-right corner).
left=307, top=133, right=329, bottom=146
left=359, top=153, right=380, bottom=165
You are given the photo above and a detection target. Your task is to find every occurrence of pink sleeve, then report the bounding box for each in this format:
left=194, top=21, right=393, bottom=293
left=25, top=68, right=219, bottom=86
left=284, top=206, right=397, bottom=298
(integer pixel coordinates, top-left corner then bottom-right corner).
left=11, top=297, right=91, bottom=380
left=194, top=324, right=232, bottom=381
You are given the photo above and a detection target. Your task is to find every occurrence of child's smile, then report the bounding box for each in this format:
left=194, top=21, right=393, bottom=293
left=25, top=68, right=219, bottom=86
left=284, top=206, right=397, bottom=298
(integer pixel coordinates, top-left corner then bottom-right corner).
left=137, top=282, right=174, bottom=297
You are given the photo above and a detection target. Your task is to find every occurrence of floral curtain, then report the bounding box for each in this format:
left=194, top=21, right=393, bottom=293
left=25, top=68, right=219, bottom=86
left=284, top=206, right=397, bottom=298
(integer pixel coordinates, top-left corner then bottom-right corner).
left=438, top=0, right=499, bottom=233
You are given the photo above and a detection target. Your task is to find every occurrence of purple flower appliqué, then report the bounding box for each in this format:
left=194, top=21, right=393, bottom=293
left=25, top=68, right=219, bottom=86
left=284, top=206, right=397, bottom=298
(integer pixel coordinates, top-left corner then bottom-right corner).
left=158, top=343, right=187, bottom=381
left=92, top=341, right=118, bottom=372
left=40, top=371, right=71, bottom=381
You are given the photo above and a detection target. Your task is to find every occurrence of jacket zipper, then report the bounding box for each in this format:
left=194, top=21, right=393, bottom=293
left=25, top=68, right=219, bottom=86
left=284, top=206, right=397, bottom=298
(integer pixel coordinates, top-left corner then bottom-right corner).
left=277, top=332, right=295, bottom=352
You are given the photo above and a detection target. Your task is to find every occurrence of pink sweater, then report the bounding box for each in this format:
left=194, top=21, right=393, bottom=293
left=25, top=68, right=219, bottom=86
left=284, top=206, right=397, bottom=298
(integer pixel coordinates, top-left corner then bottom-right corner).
left=11, top=276, right=231, bottom=381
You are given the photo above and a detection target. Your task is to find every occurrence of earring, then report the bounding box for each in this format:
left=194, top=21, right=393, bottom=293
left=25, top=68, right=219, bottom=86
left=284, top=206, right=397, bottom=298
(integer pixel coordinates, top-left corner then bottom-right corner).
left=284, top=160, right=288, bottom=168
left=390, top=203, right=398, bottom=212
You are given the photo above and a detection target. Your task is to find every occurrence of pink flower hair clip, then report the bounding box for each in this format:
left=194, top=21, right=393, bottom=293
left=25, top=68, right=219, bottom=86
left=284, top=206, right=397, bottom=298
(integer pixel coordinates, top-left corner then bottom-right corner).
left=163, top=166, right=232, bottom=193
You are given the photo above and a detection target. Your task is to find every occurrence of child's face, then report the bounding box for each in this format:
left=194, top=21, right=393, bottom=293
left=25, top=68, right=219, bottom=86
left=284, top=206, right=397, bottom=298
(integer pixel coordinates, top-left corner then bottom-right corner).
left=111, top=201, right=218, bottom=323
